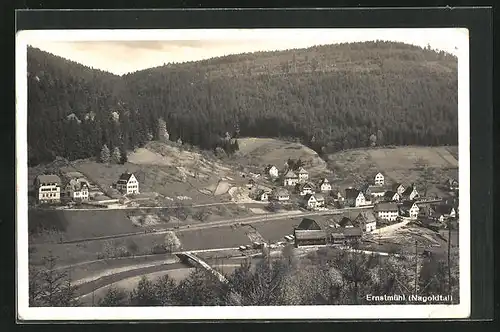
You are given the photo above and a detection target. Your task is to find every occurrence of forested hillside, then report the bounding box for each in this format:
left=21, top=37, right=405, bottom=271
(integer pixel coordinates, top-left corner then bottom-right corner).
left=27, top=41, right=458, bottom=166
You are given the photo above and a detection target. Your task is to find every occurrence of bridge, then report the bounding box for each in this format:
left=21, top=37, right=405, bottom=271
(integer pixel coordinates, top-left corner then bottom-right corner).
left=175, top=252, right=229, bottom=284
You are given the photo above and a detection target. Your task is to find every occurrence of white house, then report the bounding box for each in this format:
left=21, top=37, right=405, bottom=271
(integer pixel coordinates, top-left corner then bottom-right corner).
left=63, top=178, right=89, bottom=202
left=116, top=172, right=140, bottom=195
left=297, top=182, right=315, bottom=196
left=253, top=189, right=269, bottom=202
left=374, top=202, right=399, bottom=221
left=318, top=178, right=332, bottom=192
left=431, top=204, right=457, bottom=222
left=355, top=212, right=377, bottom=232
left=374, top=172, right=385, bottom=186
left=272, top=188, right=290, bottom=201
left=400, top=201, right=420, bottom=220
left=401, top=185, right=419, bottom=201
left=383, top=191, right=400, bottom=202
left=35, top=174, right=61, bottom=204
left=302, top=194, right=325, bottom=210
left=283, top=170, right=299, bottom=187
left=297, top=167, right=309, bottom=183
left=345, top=188, right=367, bottom=207
left=265, top=165, right=279, bottom=178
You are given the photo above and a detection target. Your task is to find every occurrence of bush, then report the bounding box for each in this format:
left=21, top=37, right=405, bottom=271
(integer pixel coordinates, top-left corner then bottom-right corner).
left=151, top=244, right=167, bottom=254
left=126, top=240, right=139, bottom=255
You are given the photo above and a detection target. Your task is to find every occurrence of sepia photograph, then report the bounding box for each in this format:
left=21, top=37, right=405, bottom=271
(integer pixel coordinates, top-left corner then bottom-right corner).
left=16, top=27, right=470, bottom=320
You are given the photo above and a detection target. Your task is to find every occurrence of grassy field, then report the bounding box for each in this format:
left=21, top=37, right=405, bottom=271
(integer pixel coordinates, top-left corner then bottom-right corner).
left=252, top=218, right=301, bottom=242
left=176, top=225, right=251, bottom=251
left=235, top=137, right=332, bottom=177
left=327, top=146, right=459, bottom=194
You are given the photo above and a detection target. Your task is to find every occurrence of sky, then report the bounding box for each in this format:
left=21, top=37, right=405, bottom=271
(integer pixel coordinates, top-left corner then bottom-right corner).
left=23, top=28, right=467, bottom=75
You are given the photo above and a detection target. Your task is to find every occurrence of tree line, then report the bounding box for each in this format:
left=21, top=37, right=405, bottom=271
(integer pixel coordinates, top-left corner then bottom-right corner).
left=29, top=245, right=459, bottom=307
left=27, top=42, right=457, bottom=166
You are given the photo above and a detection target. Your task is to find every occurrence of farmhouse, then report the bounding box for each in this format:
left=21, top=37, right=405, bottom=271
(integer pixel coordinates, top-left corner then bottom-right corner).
left=355, top=212, right=377, bottom=232
left=272, top=188, right=290, bottom=201
left=116, top=172, right=140, bottom=195
left=401, top=185, right=419, bottom=201
left=296, top=182, right=315, bottom=196
left=345, top=188, right=367, bottom=207
left=391, top=183, right=406, bottom=195
left=399, top=201, right=420, bottom=220
left=265, top=165, right=279, bottom=178
left=283, top=170, right=299, bottom=187
left=318, top=178, right=332, bottom=192
left=430, top=204, right=457, bottom=222
left=383, top=191, right=400, bottom=202
left=374, top=202, right=399, bottom=221
left=294, top=230, right=328, bottom=247
left=35, top=174, right=61, bottom=204
left=297, top=167, right=309, bottom=183
left=301, top=194, right=325, bottom=210
left=63, top=178, right=89, bottom=202
left=296, top=218, right=322, bottom=230
left=364, top=185, right=386, bottom=203
left=253, top=189, right=270, bottom=202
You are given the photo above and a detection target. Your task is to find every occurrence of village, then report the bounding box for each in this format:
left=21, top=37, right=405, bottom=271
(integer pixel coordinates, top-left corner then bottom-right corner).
left=31, top=158, right=459, bottom=252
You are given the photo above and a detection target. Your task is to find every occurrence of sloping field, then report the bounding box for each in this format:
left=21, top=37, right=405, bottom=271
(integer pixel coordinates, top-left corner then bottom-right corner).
left=236, top=137, right=331, bottom=176
left=176, top=225, right=251, bottom=251
left=327, top=146, right=458, bottom=189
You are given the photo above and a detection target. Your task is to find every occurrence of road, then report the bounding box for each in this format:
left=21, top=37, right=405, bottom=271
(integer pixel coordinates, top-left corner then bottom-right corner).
left=56, top=205, right=374, bottom=245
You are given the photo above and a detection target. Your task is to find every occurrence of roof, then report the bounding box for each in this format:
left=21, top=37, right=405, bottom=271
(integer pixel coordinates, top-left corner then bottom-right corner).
left=273, top=188, right=289, bottom=196
left=65, top=178, right=89, bottom=191
left=36, top=174, right=61, bottom=185
left=368, top=185, right=386, bottom=194
left=265, top=165, right=277, bottom=171
left=392, top=183, right=404, bottom=191
left=318, top=178, right=330, bottom=186
left=345, top=188, right=361, bottom=199
left=339, top=216, right=354, bottom=227
left=432, top=204, right=455, bottom=215
left=283, top=170, right=298, bottom=178
left=343, top=227, right=363, bottom=237
left=401, top=200, right=418, bottom=209
left=384, top=191, right=398, bottom=199
left=297, top=167, right=308, bottom=174
left=295, top=230, right=327, bottom=241
left=401, top=185, right=417, bottom=196
left=296, top=218, right=322, bottom=230
left=314, top=194, right=325, bottom=201
left=119, top=172, right=134, bottom=181
left=298, top=182, right=314, bottom=190
left=375, top=202, right=399, bottom=212
left=303, top=194, right=315, bottom=202
left=356, top=211, right=377, bottom=224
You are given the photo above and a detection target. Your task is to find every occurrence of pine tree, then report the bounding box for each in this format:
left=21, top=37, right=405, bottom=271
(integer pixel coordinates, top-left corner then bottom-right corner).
left=112, top=146, right=121, bottom=164
left=157, top=117, right=170, bottom=142
left=100, top=144, right=110, bottom=163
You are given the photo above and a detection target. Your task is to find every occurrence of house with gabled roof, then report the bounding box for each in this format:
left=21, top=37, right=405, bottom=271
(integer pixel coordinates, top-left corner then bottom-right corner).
left=301, top=193, right=325, bottom=210
left=265, top=165, right=279, bottom=178
left=430, top=204, right=457, bottom=222
left=116, top=172, right=139, bottom=195
left=253, top=189, right=270, bottom=202
left=296, top=218, right=322, bottom=230
left=318, top=178, right=332, bottom=192
left=399, top=200, right=420, bottom=220
left=63, top=178, right=89, bottom=202
left=374, top=202, right=399, bottom=221
left=331, top=189, right=344, bottom=202
left=445, top=178, right=459, bottom=191
left=35, top=174, right=62, bottom=204
left=345, top=188, right=367, bottom=207
left=355, top=211, right=377, bottom=232
left=296, top=182, right=315, bottom=196
left=272, top=187, right=290, bottom=201
left=282, top=170, right=299, bottom=187
left=367, top=172, right=385, bottom=186
left=401, top=184, right=419, bottom=201
left=383, top=191, right=400, bottom=202
left=391, top=183, right=406, bottom=195
left=296, top=167, right=309, bottom=183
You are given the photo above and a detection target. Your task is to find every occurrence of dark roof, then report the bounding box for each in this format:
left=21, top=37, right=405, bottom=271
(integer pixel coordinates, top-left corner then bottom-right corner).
left=283, top=170, right=298, bottom=178
left=344, top=227, right=363, bottom=237
left=375, top=202, right=399, bottom=212
left=297, top=167, right=308, bottom=174
left=400, top=200, right=418, bottom=209
left=355, top=212, right=377, bottom=224
left=36, top=174, right=61, bottom=185
left=314, top=194, right=325, bottom=201
left=119, top=172, right=134, bottom=181
left=339, top=216, right=354, bottom=228
left=401, top=185, right=417, bottom=196
left=318, top=178, right=330, bottom=186
left=298, top=182, right=314, bottom=190
left=383, top=191, right=398, bottom=199
left=368, top=185, right=386, bottom=194
left=391, top=183, right=404, bottom=191
left=297, top=218, right=322, bottom=231
left=273, top=188, right=289, bottom=196
left=303, top=194, right=314, bottom=202
left=295, top=230, right=327, bottom=241
left=432, top=204, right=455, bottom=215
left=345, top=188, right=361, bottom=199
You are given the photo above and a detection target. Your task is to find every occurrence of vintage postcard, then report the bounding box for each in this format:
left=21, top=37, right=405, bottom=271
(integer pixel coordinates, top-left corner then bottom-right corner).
left=16, top=27, right=470, bottom=320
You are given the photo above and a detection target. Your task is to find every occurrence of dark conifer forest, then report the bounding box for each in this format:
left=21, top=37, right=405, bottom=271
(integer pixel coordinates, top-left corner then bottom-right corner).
left=27, top=41, right=458, bottom=166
